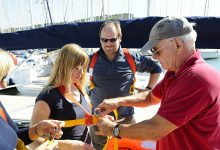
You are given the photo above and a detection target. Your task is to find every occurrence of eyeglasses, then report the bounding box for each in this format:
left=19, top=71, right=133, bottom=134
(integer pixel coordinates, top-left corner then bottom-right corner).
left=151, top=39, right=173, bottom=56
left=100, top=38, right=118, bottom=43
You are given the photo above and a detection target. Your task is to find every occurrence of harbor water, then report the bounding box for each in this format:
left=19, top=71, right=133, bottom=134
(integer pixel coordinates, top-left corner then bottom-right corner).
left=206, top=57, right=220, bottom=72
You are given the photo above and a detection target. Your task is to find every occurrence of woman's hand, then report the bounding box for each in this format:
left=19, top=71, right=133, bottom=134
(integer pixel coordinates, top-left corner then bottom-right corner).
left=30, top=120, right=65, bottom=140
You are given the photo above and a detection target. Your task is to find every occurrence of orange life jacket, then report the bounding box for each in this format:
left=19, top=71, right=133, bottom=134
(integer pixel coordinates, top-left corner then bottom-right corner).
left=89, top=48, right=136, bottom=94
left=58, top=83, right=98, bottom=126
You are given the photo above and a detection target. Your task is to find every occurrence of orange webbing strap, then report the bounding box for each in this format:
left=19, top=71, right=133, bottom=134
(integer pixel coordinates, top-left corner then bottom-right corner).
left=0, top=107, right=7, bottom=122
left=64, top=115, right=99, bottom=127
left=123, top=48, right=136, bottom=94
left=103, top=109, right=119, bottom=150
left=58, top=85, right=97, bottom=126
left=40, top=85, right=95, bottom=148
left=103, top=109, right=152, bottom=150
left=89, top=52, right=99, bottom=90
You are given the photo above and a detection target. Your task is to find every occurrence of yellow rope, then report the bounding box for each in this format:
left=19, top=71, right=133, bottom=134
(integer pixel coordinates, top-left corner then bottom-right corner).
left=103, top=109, right=119, bottom=150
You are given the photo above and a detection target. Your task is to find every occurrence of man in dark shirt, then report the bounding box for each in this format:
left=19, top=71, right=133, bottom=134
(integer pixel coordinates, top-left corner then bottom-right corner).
left=89, top=20, right=162, bottom=150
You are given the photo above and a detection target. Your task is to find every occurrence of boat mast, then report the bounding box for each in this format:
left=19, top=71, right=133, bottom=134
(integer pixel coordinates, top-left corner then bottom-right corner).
left=63, top=0, right=69, bottom=22
left=28, top=0, right=34, bottom=28
left=128, top=0, right=130, bottom=19
left=147, top=0, right=151, bottom=16
left=101, top=0, right=105, bottom=20
left=204, top=0, right=209, bottom=16
left=45, top=0, right=53, bottom=25
left=90, top=0, right=93, bottom=21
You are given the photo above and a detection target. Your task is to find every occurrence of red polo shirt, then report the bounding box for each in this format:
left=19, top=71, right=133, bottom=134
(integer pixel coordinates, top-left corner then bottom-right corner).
left=152, top=51, right=220, bottom=150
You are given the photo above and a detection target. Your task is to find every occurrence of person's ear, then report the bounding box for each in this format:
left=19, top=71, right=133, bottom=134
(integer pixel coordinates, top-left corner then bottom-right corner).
left=176, top=45, right=180, bottom=49
left=175, top=38, right=183, bottom=52
left=118, top=37, right=122, bottom=43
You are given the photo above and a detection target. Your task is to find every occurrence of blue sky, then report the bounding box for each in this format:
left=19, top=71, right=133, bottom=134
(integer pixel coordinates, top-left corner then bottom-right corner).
left=0, top=0, right=220, bottom=29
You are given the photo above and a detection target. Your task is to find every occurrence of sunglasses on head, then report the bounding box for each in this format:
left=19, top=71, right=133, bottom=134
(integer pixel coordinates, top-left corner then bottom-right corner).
left=100, top=38, right=118, bottom=43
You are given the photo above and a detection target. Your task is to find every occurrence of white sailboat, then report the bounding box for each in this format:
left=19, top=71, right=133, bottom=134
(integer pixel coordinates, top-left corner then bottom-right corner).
left=0, top=50, right=53, bottom=96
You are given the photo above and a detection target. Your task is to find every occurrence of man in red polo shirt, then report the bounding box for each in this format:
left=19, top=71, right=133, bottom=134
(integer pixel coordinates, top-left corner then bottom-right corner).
left=95, top=16, right=220, bottom=150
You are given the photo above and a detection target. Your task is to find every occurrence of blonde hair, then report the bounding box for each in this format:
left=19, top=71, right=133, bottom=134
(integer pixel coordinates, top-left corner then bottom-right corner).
left=0, top=49, right=13, bottom=81
left=47, top=44, right=89, bottom=91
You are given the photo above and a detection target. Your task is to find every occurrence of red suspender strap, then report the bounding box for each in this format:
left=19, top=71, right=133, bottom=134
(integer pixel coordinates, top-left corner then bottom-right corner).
left=123, top=48, right=136, bottom=94
left=0, top=107, right=8, bottom=122
left=89, top=52, right=99, bottom=81
left=89, top=49, right=136, bottom=94
left=90, top=49, right=136, bottom=75
left=123, top=48, right=136, bottom=74
left=89, top=52, right=99, bottom=90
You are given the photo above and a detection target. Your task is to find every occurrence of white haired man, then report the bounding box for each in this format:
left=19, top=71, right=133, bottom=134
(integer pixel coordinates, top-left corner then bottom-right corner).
left=95, top=16, right=220, bottom=150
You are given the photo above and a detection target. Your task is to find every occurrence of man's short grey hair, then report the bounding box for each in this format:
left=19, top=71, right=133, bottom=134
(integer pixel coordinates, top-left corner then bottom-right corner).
left=178, top=30, right=197, bottom=50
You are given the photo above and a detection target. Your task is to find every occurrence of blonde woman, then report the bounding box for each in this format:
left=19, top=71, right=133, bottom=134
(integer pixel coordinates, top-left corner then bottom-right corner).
left=30, top=44, right=94, bottom=150
left=0, top=49, right=64, bottom=150
left=0, top=49, right=12, bottom=89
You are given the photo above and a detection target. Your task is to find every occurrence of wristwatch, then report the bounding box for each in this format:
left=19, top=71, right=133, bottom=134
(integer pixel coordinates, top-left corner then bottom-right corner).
left=112, top=124, right=121, bottom=139
left=145, top=86, right=152, bottom=91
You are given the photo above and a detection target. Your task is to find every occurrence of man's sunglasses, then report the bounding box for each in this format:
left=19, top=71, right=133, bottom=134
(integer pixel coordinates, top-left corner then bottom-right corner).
left=100, top=38, right=118, bottom=43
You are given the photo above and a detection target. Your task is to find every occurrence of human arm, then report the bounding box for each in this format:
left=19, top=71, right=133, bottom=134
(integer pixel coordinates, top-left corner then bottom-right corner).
left=97, top=91, right=161, bottom=116
left=135, top=73, right=161, bottom=93
left=17, top=120, right=64, bottom=145
left=35, top=140, right=59, bottom=150
left=28, top=100, right=52, bottom=148
left=57, top=140, right=95, bottom=150
left=96, top=114, right=177, bottom=141
left=28, top=120, right=64, bottom=141
left=135, top=52, right=162, bottom=90
left=146, top=72, right=161, bottom=90
left=30, top=101, right=51, bottom=127
left=35, top=140, right=95, bottom=150
left=0, top=79, right=7, bottom=89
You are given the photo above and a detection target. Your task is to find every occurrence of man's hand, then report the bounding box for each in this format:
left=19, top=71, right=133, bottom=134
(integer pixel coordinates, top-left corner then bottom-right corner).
left=95, top=117, right=116, bottom=136
left=97, top=98, right=120, bottom=117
